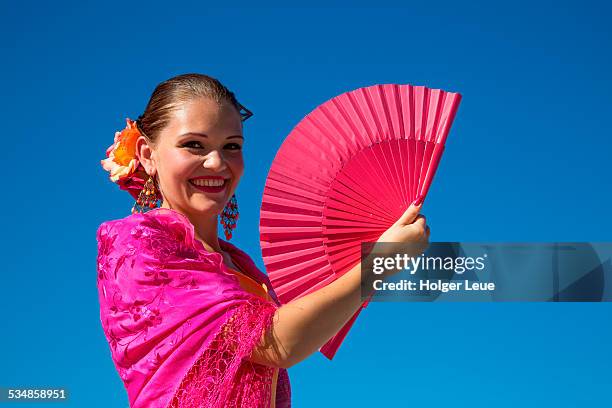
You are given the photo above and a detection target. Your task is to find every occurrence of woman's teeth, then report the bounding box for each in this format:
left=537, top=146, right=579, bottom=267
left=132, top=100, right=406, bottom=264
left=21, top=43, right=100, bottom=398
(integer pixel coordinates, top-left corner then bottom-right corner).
left=190, top=179, right=226, bottom=187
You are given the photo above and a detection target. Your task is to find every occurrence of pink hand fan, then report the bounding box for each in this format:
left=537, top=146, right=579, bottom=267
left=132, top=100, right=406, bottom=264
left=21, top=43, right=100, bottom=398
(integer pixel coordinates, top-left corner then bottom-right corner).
left=259, top=84, right=462, bottom=359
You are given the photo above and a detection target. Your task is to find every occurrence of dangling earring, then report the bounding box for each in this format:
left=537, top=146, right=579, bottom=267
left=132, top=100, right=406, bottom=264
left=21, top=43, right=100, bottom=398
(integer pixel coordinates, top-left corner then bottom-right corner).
left=132, top=176, right=161, bottom=214
left=220, top=194, right=239, bottom=240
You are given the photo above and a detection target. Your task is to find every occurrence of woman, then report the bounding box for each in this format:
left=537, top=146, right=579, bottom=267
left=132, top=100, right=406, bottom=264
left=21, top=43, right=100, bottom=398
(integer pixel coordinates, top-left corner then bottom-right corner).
left=96, top=73, right=430, bottom=408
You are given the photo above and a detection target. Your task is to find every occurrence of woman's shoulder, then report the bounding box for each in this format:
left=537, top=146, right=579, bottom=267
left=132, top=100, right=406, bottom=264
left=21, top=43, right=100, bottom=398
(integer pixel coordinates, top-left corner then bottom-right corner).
left=96, top=208, right=203, bottom=257
left=97, top=208, right=192, bottom=239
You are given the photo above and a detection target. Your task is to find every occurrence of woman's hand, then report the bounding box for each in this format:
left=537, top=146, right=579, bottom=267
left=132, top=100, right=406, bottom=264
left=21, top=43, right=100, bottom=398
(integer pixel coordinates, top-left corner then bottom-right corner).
left=369, top=201, right=430, bottom=275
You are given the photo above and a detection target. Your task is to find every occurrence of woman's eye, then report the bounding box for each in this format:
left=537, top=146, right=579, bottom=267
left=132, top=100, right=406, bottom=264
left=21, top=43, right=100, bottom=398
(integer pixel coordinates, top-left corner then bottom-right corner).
left=184, top=141, right=203, bottom=149
left=225, top=143, right=242, bottom=150
left=183, top=141, right=241, bottom=151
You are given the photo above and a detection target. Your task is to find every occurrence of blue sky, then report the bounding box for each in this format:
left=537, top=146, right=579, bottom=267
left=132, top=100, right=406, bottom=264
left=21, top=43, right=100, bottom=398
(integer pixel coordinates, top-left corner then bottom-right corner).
left=1, top=1, right=610, bottom=407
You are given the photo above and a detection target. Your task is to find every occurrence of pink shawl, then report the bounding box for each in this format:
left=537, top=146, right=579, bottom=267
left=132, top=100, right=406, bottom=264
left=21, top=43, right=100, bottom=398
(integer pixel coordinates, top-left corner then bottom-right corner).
left=96, top=208, right=291, bottom=408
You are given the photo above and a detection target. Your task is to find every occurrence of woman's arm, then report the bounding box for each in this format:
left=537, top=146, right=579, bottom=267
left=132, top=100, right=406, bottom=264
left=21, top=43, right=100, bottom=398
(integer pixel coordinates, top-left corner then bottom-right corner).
left=248, top=202, right=429, bottom=369
left=249, top=258, right=368, bottom=369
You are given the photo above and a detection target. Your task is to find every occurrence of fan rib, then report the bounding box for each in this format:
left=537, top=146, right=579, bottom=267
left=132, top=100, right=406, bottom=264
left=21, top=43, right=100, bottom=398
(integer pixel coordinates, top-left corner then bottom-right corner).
left=327, top=175, right=397, bottom=223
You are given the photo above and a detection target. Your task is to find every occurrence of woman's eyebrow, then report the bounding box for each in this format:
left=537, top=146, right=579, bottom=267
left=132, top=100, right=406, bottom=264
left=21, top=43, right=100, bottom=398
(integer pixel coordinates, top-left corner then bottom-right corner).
left=180, top=132, right=244, bottom=140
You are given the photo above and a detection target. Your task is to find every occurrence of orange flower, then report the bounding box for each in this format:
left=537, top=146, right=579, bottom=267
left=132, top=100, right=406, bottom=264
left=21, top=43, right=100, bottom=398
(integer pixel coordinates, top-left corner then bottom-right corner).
left=101, top=119, right=141, bottom=182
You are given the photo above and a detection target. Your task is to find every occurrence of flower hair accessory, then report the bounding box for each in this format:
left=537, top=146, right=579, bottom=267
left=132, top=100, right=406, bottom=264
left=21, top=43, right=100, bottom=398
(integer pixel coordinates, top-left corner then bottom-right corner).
left=101, top=118, right=154, bottom=200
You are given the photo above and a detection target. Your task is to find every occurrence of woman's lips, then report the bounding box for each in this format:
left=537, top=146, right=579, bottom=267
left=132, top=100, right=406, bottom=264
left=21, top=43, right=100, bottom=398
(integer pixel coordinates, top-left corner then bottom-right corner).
left=189, top=179, right=228, bottom=194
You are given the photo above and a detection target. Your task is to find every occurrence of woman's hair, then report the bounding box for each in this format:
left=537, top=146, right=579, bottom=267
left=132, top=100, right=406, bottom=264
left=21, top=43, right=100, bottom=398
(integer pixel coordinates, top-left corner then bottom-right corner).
left=135, top=73, right=251, bottom=144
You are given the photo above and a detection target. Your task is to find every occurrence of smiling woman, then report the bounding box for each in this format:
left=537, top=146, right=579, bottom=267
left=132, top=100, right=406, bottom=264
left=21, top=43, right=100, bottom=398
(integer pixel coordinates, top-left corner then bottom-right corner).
left=97, top=73, right=290, bottom=408
left=96, top=73, right=430, bottom=408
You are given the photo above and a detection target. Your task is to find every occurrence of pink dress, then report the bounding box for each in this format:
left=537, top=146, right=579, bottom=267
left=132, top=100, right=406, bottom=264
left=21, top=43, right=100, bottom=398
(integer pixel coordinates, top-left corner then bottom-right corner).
left=96, top=207, right=291, bottom=408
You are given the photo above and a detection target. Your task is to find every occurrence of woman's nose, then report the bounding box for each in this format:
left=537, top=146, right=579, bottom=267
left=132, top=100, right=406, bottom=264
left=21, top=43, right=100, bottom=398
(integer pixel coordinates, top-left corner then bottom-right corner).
left=203, top=150, right=227, bottom=171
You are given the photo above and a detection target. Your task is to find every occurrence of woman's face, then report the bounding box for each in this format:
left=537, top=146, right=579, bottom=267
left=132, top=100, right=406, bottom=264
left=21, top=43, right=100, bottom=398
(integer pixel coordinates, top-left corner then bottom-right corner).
left=151, top=97, right=244, bottom=217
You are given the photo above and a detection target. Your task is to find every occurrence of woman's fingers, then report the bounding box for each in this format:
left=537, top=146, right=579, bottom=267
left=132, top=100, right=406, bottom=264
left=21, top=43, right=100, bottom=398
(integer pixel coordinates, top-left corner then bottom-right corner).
left=413, top=215, right=429, bottom=241
left=396, top=202, right=422, bottom=226
left=414, top=214, right=426, bottom=226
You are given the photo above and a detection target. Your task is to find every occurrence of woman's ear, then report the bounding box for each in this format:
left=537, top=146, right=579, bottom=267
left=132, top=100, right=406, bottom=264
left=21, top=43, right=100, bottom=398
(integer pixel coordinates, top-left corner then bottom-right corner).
left=136, top=136, right=156, bottom=177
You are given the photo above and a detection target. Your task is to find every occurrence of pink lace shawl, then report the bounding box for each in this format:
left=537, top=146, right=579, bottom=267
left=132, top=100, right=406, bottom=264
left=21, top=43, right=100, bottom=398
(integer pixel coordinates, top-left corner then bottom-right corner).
left=96, top=208, right=291, bottom=408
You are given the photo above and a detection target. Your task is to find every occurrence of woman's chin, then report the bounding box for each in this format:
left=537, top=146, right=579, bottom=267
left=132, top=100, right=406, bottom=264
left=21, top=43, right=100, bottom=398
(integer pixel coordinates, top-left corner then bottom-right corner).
left=188, top=198, right=225, bottom=214
left=185, top=185, right=234, bottom=214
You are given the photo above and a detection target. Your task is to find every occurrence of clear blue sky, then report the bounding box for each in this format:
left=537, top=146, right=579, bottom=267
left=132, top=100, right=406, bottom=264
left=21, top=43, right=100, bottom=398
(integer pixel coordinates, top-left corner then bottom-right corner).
left=1, top=1, right=611, bottom=407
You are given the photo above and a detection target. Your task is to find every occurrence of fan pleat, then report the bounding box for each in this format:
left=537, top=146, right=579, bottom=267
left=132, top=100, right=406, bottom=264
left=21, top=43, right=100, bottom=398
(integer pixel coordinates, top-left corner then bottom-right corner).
left=323, top=238, right=362, bottom=254
left=399, top=85, right=415, bottom=201
left=420, top=92, right=461, bottom=197
left=323, top=218, right=389, bottom=228
left=417, top=91, right=444, bottom=192
left=265, top=247, right=328, bottom=272
left=286, top=130, right=340, bottom=177
left=330, top=96, right=373, bottom=149
left=380, top=140, right=407, bottom=208
left=345, top=92, right=395, bottom=194
left=260, top=237, right=322, bottom=255
left=355, top=148, right=402, bottom=215
left=365, top=86, right=392, bottom=140
left=329, top=249, right=362, bottom=275
left=265, top=251, right=328, bottom=275
left=327, top=241, right=362, bottom=261
left=271, top=262, right=332, bottom=294
left=293, top=127, right=343, bottom=174
left=260, top=210, right=321, bottom=226
left=264, top=178, right=326, bottom=204
left=387, top=85, right=404, bottom=139
left=368, top=86, right=408, bottom=207
left=392, top=138, right=409, bottom=207
left=326, top=175, right=397, bottom=223
left=348, top=90, right=378, bottom=144
left=323, top=208, right=389, bottom=228
left=415, top=86, right=428, bottom=142
left=384, top=86, right=410, bottom=206
left=329, top=159, right=393, bottom=217
left=319, top=105, right=365, bottom=153
left=323, top=231, right=381, bottom=247
left=391, top=86, right=412, bottom=202
left=259, top=83, right=461, bottom=360
left=327, top=192, right=394, bottom=225
left=322, top=225, right=387, bottom=235
left=323, top=237, right=382, bottom=269
left=359, top=89, right=406, bottom=205
left=417, top=142, right=432, bottom=192
left=426, top=89, right=444, bottom=143
left=437, top=95, right=461, bottom=144
left=281, top=273, right=338, bottom=302
left=306, top=113, right=353, bottom=161
left=270, top=160, right=331, bottom=194
left=368, top=145, right=407, bottom=213
left=261, top=192, right=323, bottom=212
left=261, top=225, right=323, bottom=234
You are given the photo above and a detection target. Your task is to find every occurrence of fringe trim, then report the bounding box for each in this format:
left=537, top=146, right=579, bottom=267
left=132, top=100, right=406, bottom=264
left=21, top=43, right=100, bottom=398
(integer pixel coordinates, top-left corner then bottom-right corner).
left=167, top=297, right=278, bottom=408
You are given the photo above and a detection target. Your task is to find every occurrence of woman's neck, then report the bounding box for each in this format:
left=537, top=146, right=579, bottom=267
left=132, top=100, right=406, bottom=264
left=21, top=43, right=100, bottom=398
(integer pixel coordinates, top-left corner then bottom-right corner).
left=160, top=202, right=222, bottom=253
left=193, top=222, right=221, bottom=253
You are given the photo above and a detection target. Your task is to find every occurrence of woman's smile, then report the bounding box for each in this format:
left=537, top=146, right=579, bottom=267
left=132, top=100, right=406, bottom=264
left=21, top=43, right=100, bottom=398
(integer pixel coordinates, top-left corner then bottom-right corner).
left=188, top=176, right=230, bottom=194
